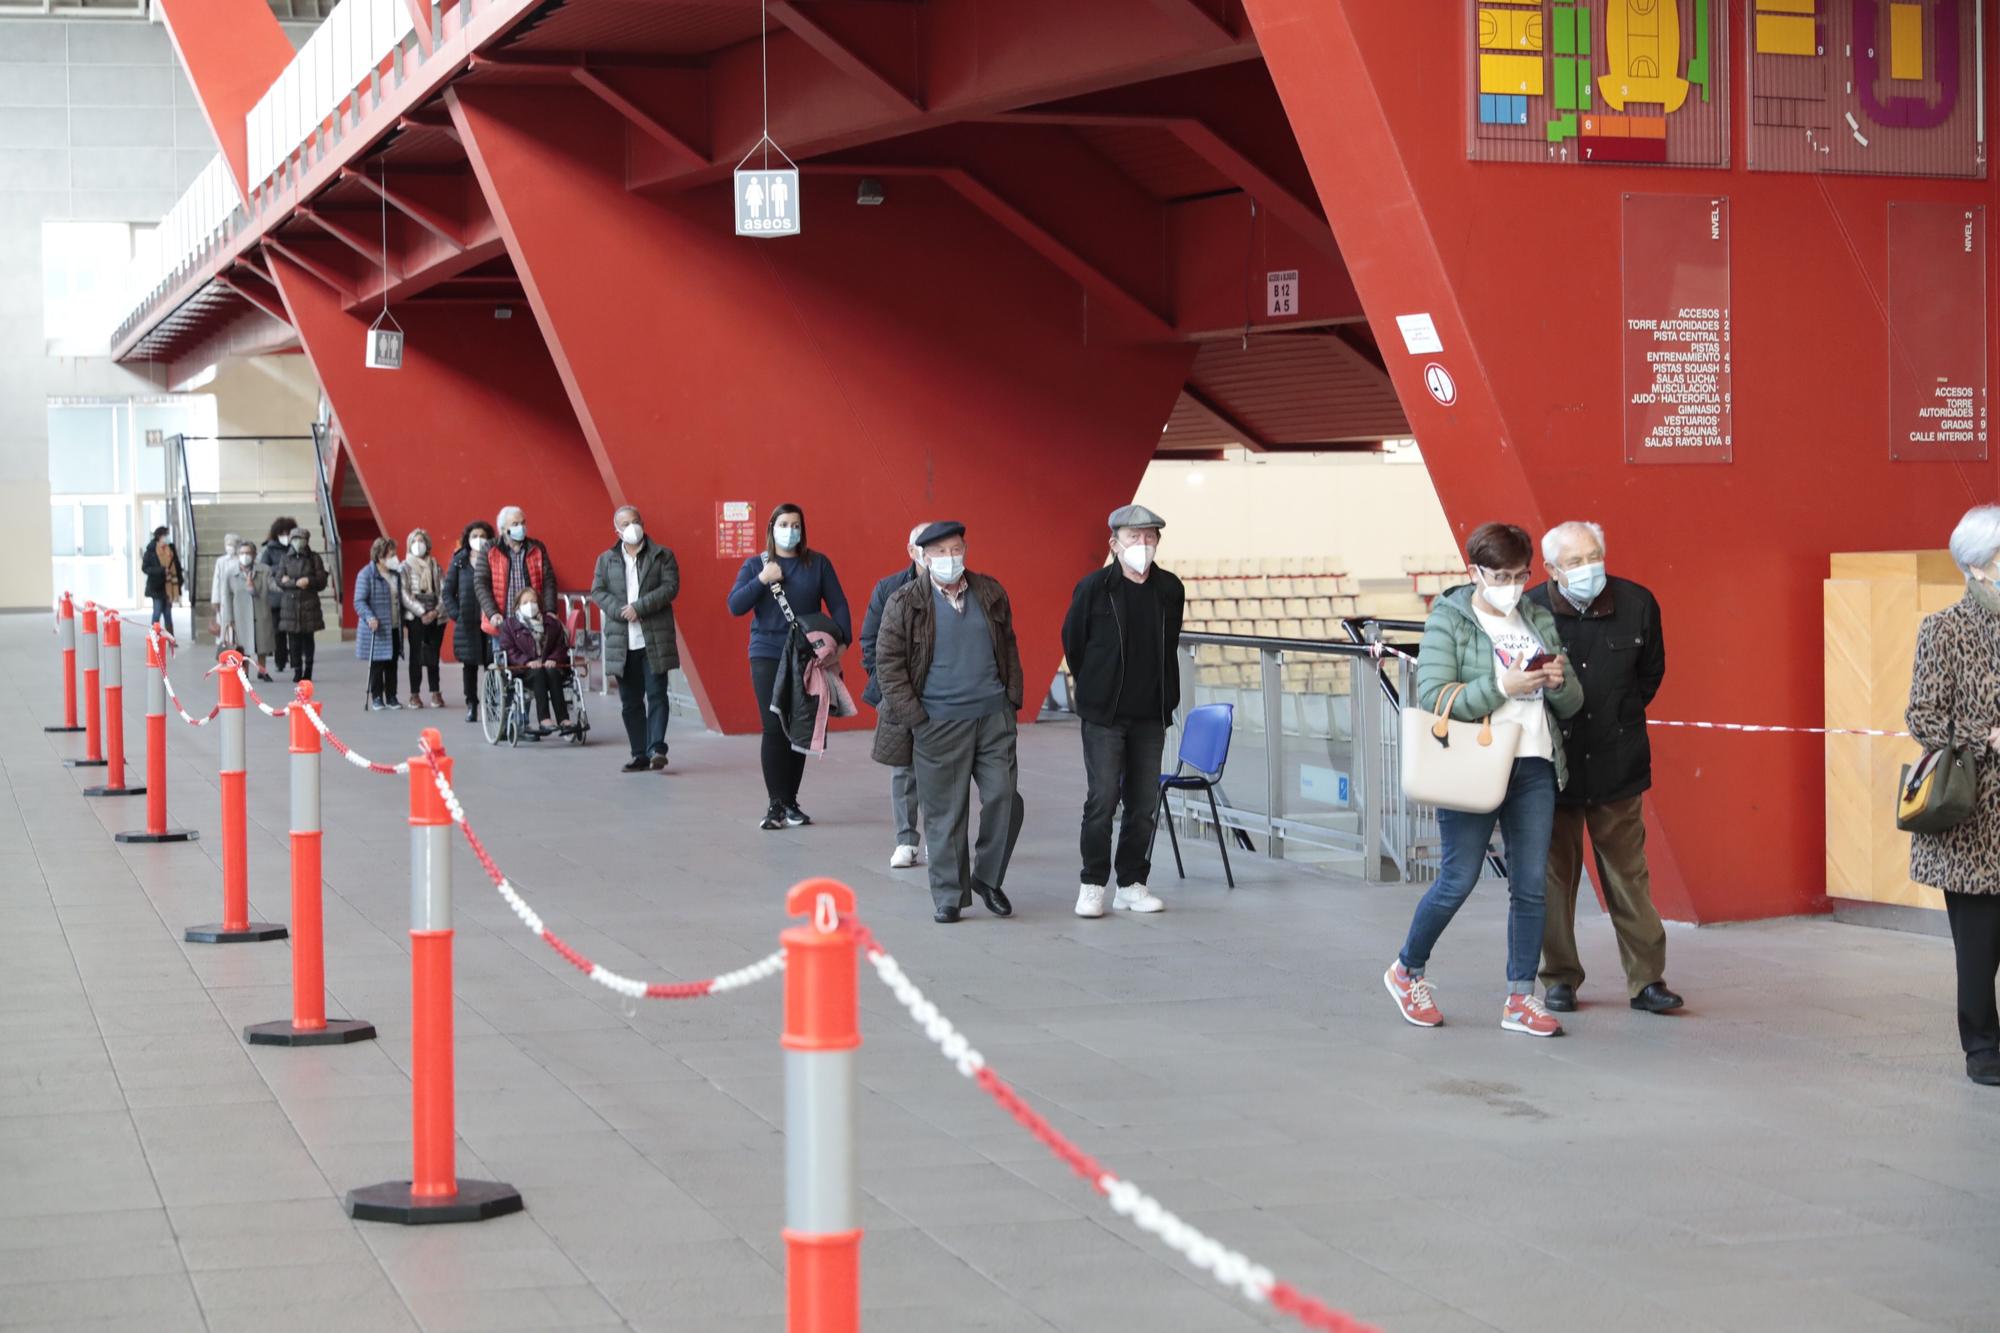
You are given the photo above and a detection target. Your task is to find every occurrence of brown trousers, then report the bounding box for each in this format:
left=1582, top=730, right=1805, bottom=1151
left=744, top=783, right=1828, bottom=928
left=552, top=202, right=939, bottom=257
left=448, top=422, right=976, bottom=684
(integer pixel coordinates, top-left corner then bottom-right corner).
left=1540, top=795, right=1668, bottom=997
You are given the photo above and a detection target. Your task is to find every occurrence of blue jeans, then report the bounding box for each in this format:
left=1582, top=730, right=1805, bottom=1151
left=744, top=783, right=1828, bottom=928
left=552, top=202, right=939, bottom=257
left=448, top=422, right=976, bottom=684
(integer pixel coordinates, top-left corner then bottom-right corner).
left=1398, top=758, right=1556, bottom=995
left=617, top=649, right=670, bottom=760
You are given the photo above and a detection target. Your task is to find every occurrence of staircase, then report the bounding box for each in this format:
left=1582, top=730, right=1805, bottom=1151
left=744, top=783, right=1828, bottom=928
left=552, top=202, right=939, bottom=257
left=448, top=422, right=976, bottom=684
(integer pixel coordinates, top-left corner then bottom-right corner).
left=169, top=432, right=342, bottom=645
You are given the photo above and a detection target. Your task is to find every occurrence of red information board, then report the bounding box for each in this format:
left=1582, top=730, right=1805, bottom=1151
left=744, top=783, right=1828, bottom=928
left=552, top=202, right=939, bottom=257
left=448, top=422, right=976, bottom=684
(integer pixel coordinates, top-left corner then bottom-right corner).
left=1622, top=194, right=1733, bottom=464
left=1888, top=201, right=1988, bottom=463
left=716, top=500, right=759, bottom=559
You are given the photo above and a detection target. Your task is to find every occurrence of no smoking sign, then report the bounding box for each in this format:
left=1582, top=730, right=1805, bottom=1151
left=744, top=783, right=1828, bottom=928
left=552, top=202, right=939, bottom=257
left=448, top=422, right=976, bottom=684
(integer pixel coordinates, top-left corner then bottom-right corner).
left=1422, top=362, right=1456, bottom=406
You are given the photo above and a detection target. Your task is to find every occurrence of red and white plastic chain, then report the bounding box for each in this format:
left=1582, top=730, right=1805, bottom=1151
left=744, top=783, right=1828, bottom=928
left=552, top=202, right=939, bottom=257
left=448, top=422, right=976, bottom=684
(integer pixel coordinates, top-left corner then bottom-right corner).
left=151, top=629, right=219, bottom=726
left=292, top=697, right=407, bottom=775
left=1364, top=641, right=1910, bottom=739
left=415, top=736, right=785, bottom=1001
left=852, top=926, right=1378, bottom=1333
left=233, top=663, right=290, bottom=718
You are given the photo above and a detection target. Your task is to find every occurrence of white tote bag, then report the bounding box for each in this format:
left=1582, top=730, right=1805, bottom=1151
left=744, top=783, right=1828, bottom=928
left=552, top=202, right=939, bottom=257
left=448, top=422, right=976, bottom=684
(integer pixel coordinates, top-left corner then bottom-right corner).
left=1401, top=682, right=1522, bottom=814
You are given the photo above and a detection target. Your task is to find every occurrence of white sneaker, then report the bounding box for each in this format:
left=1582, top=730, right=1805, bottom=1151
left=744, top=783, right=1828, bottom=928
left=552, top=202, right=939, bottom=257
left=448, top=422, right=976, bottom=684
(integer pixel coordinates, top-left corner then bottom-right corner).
left=1113, top=884, right=1164, bottom=913
left=889, top=845, right=920, bottom=869
left=1074, top=883, right=1108, bottom=918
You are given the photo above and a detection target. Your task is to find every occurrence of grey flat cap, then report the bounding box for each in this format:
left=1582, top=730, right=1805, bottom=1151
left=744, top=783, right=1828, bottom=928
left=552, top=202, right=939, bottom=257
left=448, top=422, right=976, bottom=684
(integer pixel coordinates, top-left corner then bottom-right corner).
left=1107, top=503, right=1166, bottom=531
left=913, top=520, right=966, bottom=547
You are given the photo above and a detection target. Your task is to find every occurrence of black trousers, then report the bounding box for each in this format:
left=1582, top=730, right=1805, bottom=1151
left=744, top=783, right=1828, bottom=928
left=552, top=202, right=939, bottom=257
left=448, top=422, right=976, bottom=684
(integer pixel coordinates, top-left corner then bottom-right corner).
left=406, top=618, right=443, bottom=694
left=1079, top=717, right=1167, bottom=888
left=273, top=610, right=289, bottom=671
left=286, top=632, right=315, bottom=681
left=619, top=651, right=671, bottom=760
left=462, top=661, right=481, bottom=712
left=750, top=657, right=807, bottom=806
left=367, top=659, right=397, bottom=701
left=1944, top=890, right=2000, bottom=1055
left=522, top=667, right=571, bottom=725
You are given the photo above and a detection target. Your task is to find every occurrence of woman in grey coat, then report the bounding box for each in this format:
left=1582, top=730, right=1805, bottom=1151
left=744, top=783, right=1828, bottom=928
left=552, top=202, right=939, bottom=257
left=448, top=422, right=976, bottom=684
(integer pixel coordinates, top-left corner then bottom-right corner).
left=215, top=539, right=275, bottom=672
left=1907, top=503, right=2000, bottom=1087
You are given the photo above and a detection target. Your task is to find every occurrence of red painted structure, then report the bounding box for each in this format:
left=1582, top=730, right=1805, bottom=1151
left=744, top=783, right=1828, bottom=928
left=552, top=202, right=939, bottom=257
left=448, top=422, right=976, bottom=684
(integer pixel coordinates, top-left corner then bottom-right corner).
left=116, top=0, right=2000, bottom=922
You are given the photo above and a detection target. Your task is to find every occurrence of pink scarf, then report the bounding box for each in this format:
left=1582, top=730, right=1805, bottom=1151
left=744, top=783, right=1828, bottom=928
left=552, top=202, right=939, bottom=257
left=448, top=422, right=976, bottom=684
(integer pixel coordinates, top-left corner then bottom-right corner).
left=801, top=628, right=857, bottom=753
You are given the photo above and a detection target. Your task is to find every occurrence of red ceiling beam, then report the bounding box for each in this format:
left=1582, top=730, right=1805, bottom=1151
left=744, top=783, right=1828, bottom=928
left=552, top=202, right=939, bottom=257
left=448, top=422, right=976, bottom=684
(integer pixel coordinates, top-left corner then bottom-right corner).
left=263, top=238, right=356, bottom=301
left=570, top=68, right=709, bottom=169
left=341, top=166, right=468, bottom=251
left=1182, top=382, right=1271, bottom=451
left=215, top=271, right=292, bottom=326
left=768, top=1, right=924, bottom=113
left=1140, top=0, right=1241, bottom=43
left=301, top=208, right=401, bottom=278
left=154, top=0, right=295, bottom=199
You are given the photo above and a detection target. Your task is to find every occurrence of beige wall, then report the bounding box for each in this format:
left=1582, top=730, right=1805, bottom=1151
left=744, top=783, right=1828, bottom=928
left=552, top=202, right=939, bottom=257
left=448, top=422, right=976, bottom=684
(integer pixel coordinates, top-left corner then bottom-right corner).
left=210, top=355, right=320, bottom=438
left=1131, top=451, right=1458, bottom=581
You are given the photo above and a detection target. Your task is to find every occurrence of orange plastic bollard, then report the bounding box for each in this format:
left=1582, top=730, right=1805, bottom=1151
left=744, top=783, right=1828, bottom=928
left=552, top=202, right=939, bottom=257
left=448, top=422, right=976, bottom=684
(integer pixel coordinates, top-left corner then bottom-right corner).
left=185, top=651, right=285, bottom=944
left=345, top=729, right=521, bottom=1225
left=82, top=612, right=144, bottom=798
left=66, top=603, right=107, bottom=769
left=115, top=628, right=195, bottom=843
left=45, top=591, right=83, bottom=733
left=782, top=878, right=862, bottom=1333
left=246, top=683, right=374, bottom=1047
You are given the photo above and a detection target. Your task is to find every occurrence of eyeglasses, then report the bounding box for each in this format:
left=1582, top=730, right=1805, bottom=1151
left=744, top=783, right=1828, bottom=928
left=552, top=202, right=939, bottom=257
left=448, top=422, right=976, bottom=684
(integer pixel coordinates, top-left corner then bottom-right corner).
left=1477, top=566, right=1531, bottom=586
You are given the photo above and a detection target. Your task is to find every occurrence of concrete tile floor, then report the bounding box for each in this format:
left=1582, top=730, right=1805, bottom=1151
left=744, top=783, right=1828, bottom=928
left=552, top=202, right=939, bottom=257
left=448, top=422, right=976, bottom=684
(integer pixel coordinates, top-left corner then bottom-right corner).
left=3, top=613, right=1998, bottom=1332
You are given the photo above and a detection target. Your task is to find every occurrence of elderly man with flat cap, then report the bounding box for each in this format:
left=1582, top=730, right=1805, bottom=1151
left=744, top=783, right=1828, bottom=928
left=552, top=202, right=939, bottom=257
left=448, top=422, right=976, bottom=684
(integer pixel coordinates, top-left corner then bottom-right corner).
left=1061, top=504, right=1185, bottom=917
left=872, top=520, right=1026, bottom=924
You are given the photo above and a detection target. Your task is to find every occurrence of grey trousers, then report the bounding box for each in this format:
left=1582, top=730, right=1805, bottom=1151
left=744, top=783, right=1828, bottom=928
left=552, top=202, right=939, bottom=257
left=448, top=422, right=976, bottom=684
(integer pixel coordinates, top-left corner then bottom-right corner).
left=891, top=764, right=922, bottom=847
left=913, top=711, right=1024, bottom=912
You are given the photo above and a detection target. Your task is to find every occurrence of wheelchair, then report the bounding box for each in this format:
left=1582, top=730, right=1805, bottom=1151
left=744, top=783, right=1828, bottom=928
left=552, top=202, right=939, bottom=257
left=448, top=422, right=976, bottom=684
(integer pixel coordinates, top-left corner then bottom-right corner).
left=481, top=649, right=591, bottom=748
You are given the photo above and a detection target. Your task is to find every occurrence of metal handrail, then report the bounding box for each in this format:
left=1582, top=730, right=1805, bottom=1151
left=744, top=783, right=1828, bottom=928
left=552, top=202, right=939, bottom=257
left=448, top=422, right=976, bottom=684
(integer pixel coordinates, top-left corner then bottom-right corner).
left=169, top=433, right=196, bottom=616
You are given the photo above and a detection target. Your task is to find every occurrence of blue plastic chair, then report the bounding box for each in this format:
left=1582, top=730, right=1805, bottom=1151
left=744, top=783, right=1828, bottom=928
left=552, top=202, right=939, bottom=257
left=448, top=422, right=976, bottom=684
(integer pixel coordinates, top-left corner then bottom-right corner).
left=1152, top=702, right=1237, bottom=889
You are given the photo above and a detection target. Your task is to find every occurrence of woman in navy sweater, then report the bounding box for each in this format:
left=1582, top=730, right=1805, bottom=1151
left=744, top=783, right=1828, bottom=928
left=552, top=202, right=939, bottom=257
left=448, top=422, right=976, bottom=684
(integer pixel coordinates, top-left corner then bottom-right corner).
left=727, top=503, right=852, bottom=829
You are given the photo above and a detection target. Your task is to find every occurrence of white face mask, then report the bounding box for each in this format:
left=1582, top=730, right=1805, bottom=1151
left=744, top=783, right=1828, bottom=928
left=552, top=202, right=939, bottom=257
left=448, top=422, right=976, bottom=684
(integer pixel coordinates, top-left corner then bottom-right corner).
left=507, top=523, right=527, bottom=542
left=410, top=540, right=427, bottom=557
left=928, top=554, right=964, bottom=585
left=620, top=522, right=644, bottom=545
left=290, top=537, right=306, bottom=551
left=1119, top=542, right=1156, bottom=575
left=238, top=553, right=253, bottom=567
left=774, top=524, right=802, bottom=551
left=469, top=536, right=489, bottom=552
left=518, top=602, right=539, bottom=620
left=384, top=555, right=401, bottom=572
left=1478, top=573, right=1525, bottom=615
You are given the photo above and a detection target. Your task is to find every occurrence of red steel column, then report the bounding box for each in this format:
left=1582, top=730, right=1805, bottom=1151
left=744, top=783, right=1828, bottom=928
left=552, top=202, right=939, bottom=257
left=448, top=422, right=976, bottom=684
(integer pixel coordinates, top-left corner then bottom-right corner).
left=345, top=730, right=521, bottom=1224
left=116, top=629, right=196, bottom=844
left=46, top=592, right=83, bottom=733
left=246, top=682, right=375, bottom=1046
left=185, top=650, right=286, bottom=943
left=67, top=603, right=107, bottom=769
left=782, top=879, right=861, bottom=1333
left=82, top=612, right=144, bottom=798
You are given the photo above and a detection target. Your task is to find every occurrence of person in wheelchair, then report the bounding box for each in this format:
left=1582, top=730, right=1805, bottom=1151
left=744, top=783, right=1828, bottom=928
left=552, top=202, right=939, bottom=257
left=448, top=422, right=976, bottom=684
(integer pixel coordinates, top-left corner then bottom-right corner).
left=497, top=587, right=575, bottom=738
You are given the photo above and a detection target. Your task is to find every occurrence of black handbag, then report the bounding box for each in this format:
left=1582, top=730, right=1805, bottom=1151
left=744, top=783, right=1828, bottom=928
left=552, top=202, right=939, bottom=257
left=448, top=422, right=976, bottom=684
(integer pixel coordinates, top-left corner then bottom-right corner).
left=1897, top=729, right=1978, bottom=834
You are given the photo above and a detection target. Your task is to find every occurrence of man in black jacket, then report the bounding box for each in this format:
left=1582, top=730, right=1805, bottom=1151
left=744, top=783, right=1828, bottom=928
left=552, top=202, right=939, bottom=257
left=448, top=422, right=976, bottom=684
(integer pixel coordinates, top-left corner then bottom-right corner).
left=861, top=524, right=928, bottom=869
left=1060, top=504, right=1184, bottom=918
left=1526, top=521, right=1683, bottom=1015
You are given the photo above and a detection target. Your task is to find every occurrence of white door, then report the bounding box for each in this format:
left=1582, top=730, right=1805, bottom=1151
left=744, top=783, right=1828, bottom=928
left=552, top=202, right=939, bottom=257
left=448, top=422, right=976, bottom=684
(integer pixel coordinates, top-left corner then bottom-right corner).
left=50, top=497, right=133, bottom=609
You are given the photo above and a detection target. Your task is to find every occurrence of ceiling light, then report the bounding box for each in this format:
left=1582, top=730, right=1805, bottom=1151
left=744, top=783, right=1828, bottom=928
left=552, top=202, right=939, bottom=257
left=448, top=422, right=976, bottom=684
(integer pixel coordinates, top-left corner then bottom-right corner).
left=856, top=178, right=885, bottom=206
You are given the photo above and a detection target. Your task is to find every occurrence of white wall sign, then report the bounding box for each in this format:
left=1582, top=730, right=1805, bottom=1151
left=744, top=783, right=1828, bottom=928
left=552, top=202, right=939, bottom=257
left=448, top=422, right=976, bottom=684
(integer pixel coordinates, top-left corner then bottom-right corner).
left=1395, top=312, right=1444, bottom=355
left=735, top=169, right=800, bottom=237
left=1266, top=269, right=1299, bottom=317
left=1423, top=362, right=1456, bottom=406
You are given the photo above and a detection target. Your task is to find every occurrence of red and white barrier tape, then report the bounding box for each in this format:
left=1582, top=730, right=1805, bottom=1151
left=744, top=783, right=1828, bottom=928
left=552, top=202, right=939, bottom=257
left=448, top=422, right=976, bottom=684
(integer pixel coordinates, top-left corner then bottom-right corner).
left=1364, top=642, right=1911, bottom=738
left=294, top=699, right=407, bottom=775
left=234, top=665, right=290, bottom=718
left=416, top=737, right=785, bottom=1000
left=854, top=928, right=1377, bottom=1333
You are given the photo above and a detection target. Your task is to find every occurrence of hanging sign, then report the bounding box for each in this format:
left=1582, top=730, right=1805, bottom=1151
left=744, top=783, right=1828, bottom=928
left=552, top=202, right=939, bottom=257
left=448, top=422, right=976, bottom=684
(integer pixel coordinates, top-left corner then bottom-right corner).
left=1266, top=270, right=1299, bottom=317
left=735, top=168, right=800, bottom=238
left=364, top=324, right=404, bottom=371
left=717, top=501, right=759, bottom=558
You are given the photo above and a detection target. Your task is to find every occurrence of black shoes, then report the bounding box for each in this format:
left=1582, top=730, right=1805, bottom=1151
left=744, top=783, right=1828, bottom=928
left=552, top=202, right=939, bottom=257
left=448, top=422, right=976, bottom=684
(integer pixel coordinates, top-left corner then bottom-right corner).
left=1544, top=984, right=1577, bottom=1012
left=759, top=802, right=787, bottom=831
left=257, top=671, right=274, bottom=682
left=1967, top=1050, right=2000, bottom=1086
left=1630, top=982, right=1685, bottom=1013
left=622, top=757, right=650, bottom=773
left=649, top=749, right=670, bottom=770
left=972, top=881, right=1013, bottom=918
left=465, top=705, right=477, bottom=723
left=783, top=804, right=812, bottom=827
left=934, top=903, right=962, bottom=924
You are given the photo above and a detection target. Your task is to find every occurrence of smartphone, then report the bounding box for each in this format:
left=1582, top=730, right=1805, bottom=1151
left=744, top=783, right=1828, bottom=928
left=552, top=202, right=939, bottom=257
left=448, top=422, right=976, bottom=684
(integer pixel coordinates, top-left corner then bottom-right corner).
left=1524, top=651, right=1559, bottom=671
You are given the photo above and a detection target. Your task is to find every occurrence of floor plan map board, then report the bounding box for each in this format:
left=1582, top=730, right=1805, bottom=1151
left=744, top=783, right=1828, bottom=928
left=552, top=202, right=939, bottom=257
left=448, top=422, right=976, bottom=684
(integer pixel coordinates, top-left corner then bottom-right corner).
left=1468, top=0, right=1729, bottom=167
left=1747, top=0, right=1986, bottom=177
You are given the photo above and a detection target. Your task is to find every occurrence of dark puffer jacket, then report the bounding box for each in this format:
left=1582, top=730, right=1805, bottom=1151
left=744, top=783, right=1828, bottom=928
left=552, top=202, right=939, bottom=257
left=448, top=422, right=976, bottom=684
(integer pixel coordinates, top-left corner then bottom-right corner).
left=870, top=572, right=1023, bottom=767
left=1524, top=575, right=1666, bottom=805
left=442, top=545, right=490, bottom=666
left=276, top=547, right=328, bottom=635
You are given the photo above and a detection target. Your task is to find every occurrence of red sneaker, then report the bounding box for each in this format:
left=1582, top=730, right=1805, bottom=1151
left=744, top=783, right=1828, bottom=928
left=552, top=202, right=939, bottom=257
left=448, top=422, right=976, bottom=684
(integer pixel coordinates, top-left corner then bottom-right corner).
left=1384, top=962, right=1442, bottom=1027
left=1501, top=993, right=1563, bottom=1038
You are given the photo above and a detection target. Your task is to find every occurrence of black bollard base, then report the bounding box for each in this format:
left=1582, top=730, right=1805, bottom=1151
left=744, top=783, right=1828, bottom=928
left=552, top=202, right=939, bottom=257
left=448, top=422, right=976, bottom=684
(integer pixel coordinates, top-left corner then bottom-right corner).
left=245, top=1018, right=376, bottom=1047
left=44, top=724, right=85, bottom=733
left=184, top=922, right=288, bottom=944
left=64, top=757, right=107, bottom=769
left=116, top=828, right=197, bottom=843
left=82, top=783, right=145, bottom=797
left=345, top=1179, right=524, bottom=1225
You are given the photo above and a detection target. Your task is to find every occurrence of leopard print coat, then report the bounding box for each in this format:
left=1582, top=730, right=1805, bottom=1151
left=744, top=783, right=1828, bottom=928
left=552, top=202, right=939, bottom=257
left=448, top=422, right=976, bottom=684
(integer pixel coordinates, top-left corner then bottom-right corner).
left=1906, top=593, right=2000, bottom=896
